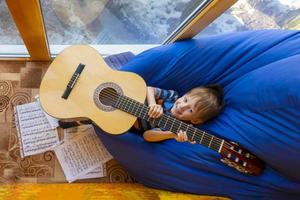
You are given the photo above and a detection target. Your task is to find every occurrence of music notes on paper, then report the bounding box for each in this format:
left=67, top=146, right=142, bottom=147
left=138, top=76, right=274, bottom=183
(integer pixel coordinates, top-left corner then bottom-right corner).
left=55, top=125, right=113, bottom=182
left=14, top=101, right=60, bottom=158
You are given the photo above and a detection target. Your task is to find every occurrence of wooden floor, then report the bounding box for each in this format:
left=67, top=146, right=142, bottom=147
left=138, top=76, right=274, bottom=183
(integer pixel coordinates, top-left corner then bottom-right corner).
left=0, top=183, right=229, bottom=200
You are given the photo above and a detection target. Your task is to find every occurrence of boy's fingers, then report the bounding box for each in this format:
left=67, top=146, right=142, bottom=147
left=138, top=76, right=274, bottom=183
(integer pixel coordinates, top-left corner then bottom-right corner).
left=178, top=131, right=188, bottom=141
left=150, top=107, right=158, bottom=117
left=183, top=134, right=188, bottom=141
left=178, top=132, right=185, bottom=141
left=175, top=131, right=192, bottom=143
left=148, top=105, right=156, bottom=116
left=154, top=107, right=163, bottom=118
left=148, top=105, right=163, bottom=118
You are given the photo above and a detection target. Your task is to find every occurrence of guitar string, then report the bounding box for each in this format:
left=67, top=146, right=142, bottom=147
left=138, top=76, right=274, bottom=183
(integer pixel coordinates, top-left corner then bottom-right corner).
left=102, top=90, right=223, bottom=149
left=101, top=92, right=260, bottom=173
left=111, top=92, right=258, bottom=169
left=100, top=90, right=227, bottom=150
left=108, top=91, right=259, bottom=172
left=124, top=94, right=224, bottom=150
left=113, top=91, right=232, bottom=151
left=101, top=90, right=226, bottom=150
left=114, top=93, right=252, bottom=160
left=121, top=94, right=226, bottom=151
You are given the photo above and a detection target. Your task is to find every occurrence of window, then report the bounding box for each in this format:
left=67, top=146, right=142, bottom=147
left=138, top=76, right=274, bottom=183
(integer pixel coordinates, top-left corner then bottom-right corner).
left=41, top=0, right=209, bottom=55
left=197, top=0, right=299, bottom=37
left=0, top=0, right=28, bottom=56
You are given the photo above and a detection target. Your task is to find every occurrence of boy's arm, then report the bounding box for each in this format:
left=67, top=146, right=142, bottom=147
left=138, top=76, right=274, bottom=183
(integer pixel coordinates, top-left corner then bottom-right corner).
left=147, top=87, right=163, bottom=118
left=143, top=129, right=176, bottom=142
left=146, top=86, right=157, bottom=105
left=144, top=129, right=196, bottom=144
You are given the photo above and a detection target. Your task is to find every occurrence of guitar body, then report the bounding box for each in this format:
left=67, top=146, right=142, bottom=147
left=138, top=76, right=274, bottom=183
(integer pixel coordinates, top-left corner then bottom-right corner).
left=39, top=45, right=147, bottom=134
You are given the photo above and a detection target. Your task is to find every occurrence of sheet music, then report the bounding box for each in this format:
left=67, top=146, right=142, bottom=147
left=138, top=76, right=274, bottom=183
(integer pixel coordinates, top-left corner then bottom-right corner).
left=14, top=101, right=60, bottom=158
left=78, top=166, right=106, bottom=180
left=35, top=96, right=59, bottom=129
left=55, top=125, right=112, bottom=182
left=64, top=125, right=111, bottom=180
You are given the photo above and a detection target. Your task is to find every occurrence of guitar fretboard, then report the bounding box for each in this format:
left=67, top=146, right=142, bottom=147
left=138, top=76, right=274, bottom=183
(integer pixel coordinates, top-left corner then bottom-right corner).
left=114, top=94, right=223, bottom=152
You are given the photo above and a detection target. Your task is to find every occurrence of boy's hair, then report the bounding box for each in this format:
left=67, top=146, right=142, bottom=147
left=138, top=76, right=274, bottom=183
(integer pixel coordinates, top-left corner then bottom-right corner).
left=187, top=84, right=224, bottom=123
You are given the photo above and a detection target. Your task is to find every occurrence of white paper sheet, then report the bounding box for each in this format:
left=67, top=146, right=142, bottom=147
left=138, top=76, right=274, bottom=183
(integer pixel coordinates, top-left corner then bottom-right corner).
left=64, top=125, right=112, bottom=180
left=55, top=125, right=112, bottom=182
left=35, top=96, right=59, bottom=129
left=14, top=101, right=60, bottom=158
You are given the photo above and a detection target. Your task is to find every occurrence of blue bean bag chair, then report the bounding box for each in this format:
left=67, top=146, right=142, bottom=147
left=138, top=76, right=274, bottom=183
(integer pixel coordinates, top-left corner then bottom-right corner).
left=94, top=30, right=300, bottom=199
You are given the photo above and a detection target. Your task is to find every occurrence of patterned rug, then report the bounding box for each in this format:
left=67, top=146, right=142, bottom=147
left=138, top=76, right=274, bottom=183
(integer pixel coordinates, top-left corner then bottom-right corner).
left=0, top=61, right=134, bottom=184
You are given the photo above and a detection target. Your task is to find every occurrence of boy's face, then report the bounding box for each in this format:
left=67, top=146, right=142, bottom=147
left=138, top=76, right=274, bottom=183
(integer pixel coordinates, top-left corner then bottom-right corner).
left=170, top=95, right=202, bottom=124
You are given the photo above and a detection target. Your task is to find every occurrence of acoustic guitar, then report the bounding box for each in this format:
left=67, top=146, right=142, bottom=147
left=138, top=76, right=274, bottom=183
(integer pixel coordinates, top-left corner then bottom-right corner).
left=39, top=45, right=265, bottom=175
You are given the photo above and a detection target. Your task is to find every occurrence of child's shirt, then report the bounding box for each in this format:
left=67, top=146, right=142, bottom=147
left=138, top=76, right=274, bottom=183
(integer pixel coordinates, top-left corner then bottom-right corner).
left=137, top=87, right=179, bottom=132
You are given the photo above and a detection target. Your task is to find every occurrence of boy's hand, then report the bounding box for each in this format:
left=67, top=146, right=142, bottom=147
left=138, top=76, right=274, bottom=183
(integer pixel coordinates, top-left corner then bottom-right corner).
left=148, top=104, right=163, bottom=118
left=175, top=130, right=196, bottom=144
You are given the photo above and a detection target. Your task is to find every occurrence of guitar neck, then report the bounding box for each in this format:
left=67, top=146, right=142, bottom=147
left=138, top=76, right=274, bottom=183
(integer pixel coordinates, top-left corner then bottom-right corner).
left=114, top=94, right=224, bottom=153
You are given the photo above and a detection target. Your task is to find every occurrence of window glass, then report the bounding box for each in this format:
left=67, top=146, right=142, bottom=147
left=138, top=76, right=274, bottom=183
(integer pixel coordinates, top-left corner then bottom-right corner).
left=41, top=0, right=207, bottom=45
left=0, top=0, right=28, bottom=55
left=198, top=0, right=299, bottom=37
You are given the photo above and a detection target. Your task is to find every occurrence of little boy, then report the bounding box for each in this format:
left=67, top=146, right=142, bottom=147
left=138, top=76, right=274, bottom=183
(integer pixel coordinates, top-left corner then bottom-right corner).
left=59, top=85, right=224, bottom=144
left=134, top=85, right=224, bottom=143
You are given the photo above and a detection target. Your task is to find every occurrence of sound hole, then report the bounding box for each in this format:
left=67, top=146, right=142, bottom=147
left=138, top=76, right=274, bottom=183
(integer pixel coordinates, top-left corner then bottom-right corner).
left=99, top=87, right=119, bottom=107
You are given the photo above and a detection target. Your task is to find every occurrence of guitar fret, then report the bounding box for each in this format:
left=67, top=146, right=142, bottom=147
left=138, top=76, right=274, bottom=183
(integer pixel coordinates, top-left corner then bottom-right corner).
left=157, top=117, right=162, bottom=127
left=191, top=128, right=196, bottom=142
left=135, top=102, right=141, bottom=116
left=218, top=140, right=225, bottom=153
left=177, top=121, right=182, bottom=132
left=139, top=107, right=145, bottom=118
left=211, top=139, right=220, bottom=152
left=122, top=97, right=128, bottom=112
left=118, top=96, right=124, bottom=110
left=137, top=102, right=141, bottom=117
left=128, top=99, right=134, bottom=114
left=203, top=133, right=212, bottom=147
left=132, top=101, right=138, bottom=116
left=213, top=137, right=222, bottom=152
left=125, top=100, right=130, bottom=113
left=114, top=96, right=119, bottom=108
left=208, top=135, right=214, bottom=148
left=185, top=124, right=189, bottom=132
left=150, top=118, right=156, bottom=127
left=170, top=118, right=175, bottom=132
left=163, top=116, right=169, bottom=129
left=142, top=107, right=148, bottom=119
left=199, top=132, right=204, bottom=144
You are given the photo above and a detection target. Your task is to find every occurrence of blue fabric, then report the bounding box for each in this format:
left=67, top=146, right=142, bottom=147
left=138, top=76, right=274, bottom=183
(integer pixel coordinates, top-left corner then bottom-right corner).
left=95, top=30, right=300, bottom=199
left=104, top=51, right=135, bottom=70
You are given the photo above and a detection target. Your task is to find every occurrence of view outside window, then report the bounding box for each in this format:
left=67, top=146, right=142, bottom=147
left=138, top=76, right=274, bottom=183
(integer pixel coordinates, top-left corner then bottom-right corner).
left=0, top=0, right=24, bottom=44
left=0, top=0, right=28, bottom=55
left=41, top=0, right=207, bottom=45
left=198, top=0, right=299, bottom=37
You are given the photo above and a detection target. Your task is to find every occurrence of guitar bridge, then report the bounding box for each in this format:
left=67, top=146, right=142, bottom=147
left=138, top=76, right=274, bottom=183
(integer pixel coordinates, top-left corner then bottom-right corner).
left=62, top=63, right=85, bottom=99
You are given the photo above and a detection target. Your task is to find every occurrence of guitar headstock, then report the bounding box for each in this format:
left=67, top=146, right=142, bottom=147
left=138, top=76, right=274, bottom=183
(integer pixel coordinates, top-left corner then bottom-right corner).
left=220, top=141, right=265, bottom=175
